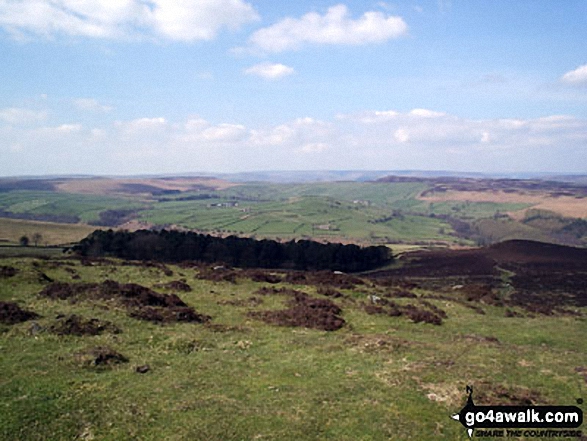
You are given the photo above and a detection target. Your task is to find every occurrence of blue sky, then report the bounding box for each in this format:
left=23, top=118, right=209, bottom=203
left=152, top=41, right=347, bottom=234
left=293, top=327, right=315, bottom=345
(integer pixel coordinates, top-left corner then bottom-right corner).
left=0, top=0, right=586, bottom=176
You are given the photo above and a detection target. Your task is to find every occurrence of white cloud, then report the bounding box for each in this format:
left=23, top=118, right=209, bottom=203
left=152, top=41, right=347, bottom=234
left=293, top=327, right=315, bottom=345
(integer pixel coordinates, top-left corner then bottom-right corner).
left=394, top=128, right=409, bottom=143
left=409, top=108, right=446, bottom=118
left=179, top=118, right=249, bottom=144
left=2, top=109, right=587, bottom=175
left=73, top=98, right=113, bottom=112
left=201, top=123, right=247, bottom=142
left=0, top=107, right=47, bottom=125
left=248, top=4, right=408, bottom=52
left=249, top=124, right=295, bottom=146
left=244, top=62, right=295, bottom=80
left=561, top=64, right=587, bottom=85
left=0, top=0, right=259, bottom=42
left=149, top=0, right=259, bottom=42
left=117, top=117, right=168, bottom=136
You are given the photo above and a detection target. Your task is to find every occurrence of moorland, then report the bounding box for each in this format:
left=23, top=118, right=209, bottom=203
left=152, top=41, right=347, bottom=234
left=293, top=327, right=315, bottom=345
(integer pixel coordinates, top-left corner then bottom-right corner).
left=0, top=172, right=586, bottom=440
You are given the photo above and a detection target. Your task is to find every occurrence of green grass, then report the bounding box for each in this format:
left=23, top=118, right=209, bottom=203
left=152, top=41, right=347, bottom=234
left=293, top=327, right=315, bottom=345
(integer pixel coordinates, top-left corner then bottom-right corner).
left=0, top=257, right=585, bottom=440
left=0, top=217, right=99, bottom=246
left=422, top=201, right=533, bottom=219
left=0, top=191, right=145, bottom=223
left=140, top=195, right=459, bottom=244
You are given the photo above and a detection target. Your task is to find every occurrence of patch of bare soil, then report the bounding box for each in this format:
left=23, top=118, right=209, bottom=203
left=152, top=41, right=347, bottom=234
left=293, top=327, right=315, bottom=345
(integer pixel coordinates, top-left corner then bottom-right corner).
left=39, top=280, right=210, bottom=324
left=49, top=314, right=121, bottom=336
left=460, top=334, right=500, bottom=344
left=55, top=176, right=235, bottom=195
left=250, top=291, right=345, bottom=331
left=0, top=301, right=40, bottom=324
left=574, top=367, right=587, bottom=384
left=0, top=265, right=18, bottom=278
left=473, top=382, right=543, bottom=406
left=74, top=346, right=128, bottom=367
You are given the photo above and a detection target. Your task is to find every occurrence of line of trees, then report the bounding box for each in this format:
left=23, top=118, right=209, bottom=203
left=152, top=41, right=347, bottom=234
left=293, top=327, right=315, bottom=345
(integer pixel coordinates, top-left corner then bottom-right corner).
left=72, top=229, right=392, bottom=272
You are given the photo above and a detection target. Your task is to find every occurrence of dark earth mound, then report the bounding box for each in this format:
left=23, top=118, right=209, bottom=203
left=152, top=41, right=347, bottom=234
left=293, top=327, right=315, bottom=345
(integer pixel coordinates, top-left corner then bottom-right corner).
left=363, top=298, right=445, bottom=325
left=154, top=279, right=192, bottom=292
left=250, top=291, right=345, bottom=331
left=244, top=269, right=282, bottom=284
left=50, top=314, right=121, bottom=336
left=254, top=286, right=305, bottom=297
left=197, top=267, right=237, bottom=283
left=284, top=270, right=364, bottom=289
left=75, top=346, right=129, bottom=367
left=316, top=286, right=344, bottom=298
left=129, top=306, right=209, bottom=323
left=0, top=301, right=40, bottom=325
left=39, top=280, right=210, bottom=324
left=0, top=265, right=18, bottom=278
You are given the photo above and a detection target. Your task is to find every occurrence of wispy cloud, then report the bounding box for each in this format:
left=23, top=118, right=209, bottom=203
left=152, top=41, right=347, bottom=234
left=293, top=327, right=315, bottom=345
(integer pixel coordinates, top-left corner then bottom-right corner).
left=73, top=98, right=113, bottom=113
left=0, top=107, right=47, bottom=125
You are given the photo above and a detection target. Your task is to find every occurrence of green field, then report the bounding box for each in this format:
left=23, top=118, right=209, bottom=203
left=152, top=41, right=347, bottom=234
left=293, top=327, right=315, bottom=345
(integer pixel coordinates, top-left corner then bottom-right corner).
left=139, top=184, right=463, bottom=244
left=0, top=191, right=145, bottom=224
left=0, top=180, right=584, bottom=248
left=0, top=218, right=99, bottom=246
left=0, top=257, right=584, bottom=440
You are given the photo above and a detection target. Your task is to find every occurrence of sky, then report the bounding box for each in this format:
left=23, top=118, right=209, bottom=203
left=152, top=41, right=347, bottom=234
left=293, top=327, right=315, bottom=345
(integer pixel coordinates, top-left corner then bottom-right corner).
left=0, top=0, right=586, bottom=176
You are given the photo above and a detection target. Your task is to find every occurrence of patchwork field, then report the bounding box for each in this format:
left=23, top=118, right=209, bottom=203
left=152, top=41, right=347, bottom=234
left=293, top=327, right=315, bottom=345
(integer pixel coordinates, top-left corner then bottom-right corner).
left=1, top=240, right=585, bottom=440
left=0, top=175, right=586, bottom=249
left=420, top=190, right=587, bottom=219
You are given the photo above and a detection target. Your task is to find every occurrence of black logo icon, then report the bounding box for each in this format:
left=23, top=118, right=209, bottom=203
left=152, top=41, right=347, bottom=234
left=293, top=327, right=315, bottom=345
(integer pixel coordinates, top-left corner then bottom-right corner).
left=451, top=385, right=583, bottom=439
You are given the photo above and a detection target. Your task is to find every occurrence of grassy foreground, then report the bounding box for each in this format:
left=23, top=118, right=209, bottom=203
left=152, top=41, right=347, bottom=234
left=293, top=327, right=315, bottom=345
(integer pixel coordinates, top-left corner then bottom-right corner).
left=0, top=257, right=585, bottom=440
